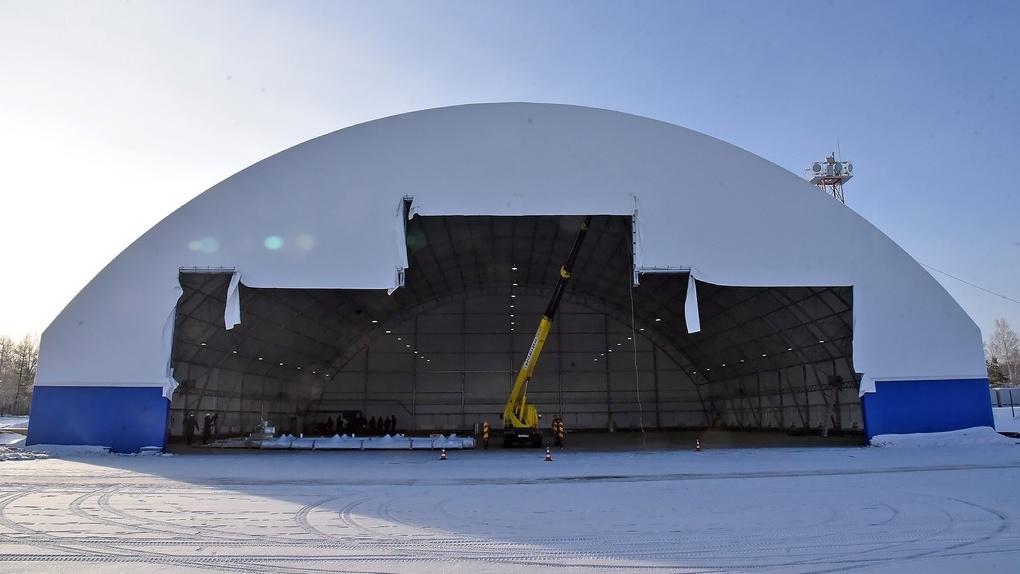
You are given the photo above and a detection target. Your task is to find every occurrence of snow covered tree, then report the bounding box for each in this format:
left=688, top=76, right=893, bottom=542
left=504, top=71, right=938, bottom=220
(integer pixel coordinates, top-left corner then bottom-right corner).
left=986, top=318, right=1020, bottom=387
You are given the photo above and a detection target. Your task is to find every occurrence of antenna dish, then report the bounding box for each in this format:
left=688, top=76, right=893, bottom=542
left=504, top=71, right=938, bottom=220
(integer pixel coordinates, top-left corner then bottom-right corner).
left=804, top=155, right=853, bottom=204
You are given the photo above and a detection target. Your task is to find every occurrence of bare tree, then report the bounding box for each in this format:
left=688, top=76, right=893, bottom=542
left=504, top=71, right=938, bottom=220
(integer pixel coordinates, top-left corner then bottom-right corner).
left=0, top=334, right=37, bottom=415
left=0, top=335, right=17, bottom=414
left=13, top=334, right=39, bottom=404
left=986, top=318, right=1020, bottom=387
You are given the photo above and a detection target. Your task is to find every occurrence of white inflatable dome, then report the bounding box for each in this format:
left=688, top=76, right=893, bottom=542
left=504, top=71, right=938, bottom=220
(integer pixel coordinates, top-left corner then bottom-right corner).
left=29, top=103, right=991, bottom=452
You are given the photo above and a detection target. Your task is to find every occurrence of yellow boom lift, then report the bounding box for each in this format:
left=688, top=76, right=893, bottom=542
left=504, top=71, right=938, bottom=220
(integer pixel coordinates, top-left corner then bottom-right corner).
left=502, top=215, right=593, bottom=447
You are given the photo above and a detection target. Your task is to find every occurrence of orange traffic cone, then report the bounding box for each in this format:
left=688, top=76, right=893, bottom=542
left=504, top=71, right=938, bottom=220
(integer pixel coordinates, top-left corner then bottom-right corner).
left=544, top=447, right=553, bottom=462
left=440, top=448, right=447, bottom=460
left=696, top=439, right=701, bottom=452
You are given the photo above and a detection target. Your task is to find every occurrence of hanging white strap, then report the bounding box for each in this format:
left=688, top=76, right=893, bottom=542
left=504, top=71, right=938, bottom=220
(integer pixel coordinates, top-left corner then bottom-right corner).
left=224, top=272, right=242, bottom=330
left=685, top=274, right=701, bottom=334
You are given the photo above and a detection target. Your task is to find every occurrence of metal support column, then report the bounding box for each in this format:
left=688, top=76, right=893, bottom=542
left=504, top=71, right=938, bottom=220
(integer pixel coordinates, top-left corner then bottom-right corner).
left=652, top=346, right=661, bottom=429
left=603, top=313, right=613, bottom=429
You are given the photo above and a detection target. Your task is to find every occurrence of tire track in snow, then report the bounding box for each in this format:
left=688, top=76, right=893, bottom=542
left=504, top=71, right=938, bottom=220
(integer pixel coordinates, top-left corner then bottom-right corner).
left=2, top=456, right=1018, bottom=573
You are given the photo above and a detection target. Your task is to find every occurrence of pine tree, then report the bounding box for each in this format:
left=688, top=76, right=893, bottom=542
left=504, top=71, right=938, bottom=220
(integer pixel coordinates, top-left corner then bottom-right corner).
left=987, top=357, right=1010, bottom=387
left=986, top=319, right=1020, bottom=386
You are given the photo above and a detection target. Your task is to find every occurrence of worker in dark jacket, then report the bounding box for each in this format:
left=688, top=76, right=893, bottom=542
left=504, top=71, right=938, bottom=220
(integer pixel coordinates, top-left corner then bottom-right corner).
left=202, top=413, right=218, bottom=444
left=184, top=413, right=199, bottom=446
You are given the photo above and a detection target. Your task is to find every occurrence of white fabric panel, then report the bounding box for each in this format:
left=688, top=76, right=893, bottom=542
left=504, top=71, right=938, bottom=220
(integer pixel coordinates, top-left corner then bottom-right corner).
left=224, top=272, right=242, bottom=330
left=395, top=199, right=410, bottom=275
left=161, top=286, right=180, bottom=398
left=632, top=200, right=645, bottom=273
left=389, top=198, right=410, bottom=295
left=35, top=103, right=986, bottom=394
left=685, top=275, right=701, bottom=334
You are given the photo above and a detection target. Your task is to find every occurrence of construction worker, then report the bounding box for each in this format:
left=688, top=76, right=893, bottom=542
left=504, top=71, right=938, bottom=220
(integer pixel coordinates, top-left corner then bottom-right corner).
left=202, top=413, right=218, bottom=444
left=184, top=413, right=199, bottom=446
left=553, top=416, right=565, bottom=448
left=482, top=421, right=489, bottom=450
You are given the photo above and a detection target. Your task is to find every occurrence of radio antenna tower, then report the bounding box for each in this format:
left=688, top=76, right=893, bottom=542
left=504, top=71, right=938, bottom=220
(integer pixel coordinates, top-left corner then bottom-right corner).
left=804, top=153, right=853, bottom=203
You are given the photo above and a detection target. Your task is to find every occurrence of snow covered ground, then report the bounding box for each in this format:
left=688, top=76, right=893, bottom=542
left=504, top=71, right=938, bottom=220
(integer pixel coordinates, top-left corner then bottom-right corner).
left=993, top=405, right=1020, bottom=434
left=1, top=415, right=1019, bottom=573
left=0, top=414, right=27, bottom=431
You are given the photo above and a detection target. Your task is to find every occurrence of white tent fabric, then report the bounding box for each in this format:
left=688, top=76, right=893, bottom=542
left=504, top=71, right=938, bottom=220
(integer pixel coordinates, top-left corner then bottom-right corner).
left=685, top=275, right=701, bottom=335
left=35, top=103, right=986, bottom=397
left=224, top=272, right=242, bottom=330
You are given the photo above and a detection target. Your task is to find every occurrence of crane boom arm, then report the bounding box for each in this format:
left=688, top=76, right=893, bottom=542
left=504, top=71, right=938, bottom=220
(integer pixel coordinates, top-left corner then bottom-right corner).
left=503, top=216, right=593, bottom=430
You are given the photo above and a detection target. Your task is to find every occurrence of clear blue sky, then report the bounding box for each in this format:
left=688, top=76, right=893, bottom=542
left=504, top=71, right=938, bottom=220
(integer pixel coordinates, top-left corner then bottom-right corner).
left=1, top=0, right=1018, bottom=344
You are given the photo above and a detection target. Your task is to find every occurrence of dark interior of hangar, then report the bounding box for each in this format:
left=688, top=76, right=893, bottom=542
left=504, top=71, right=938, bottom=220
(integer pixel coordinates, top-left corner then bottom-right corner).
left=169, top=215, right=860, bottom=441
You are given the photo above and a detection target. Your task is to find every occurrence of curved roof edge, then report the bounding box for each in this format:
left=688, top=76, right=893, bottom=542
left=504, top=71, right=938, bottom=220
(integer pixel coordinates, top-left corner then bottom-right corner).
left=35, top=103, right=985, bottom=396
